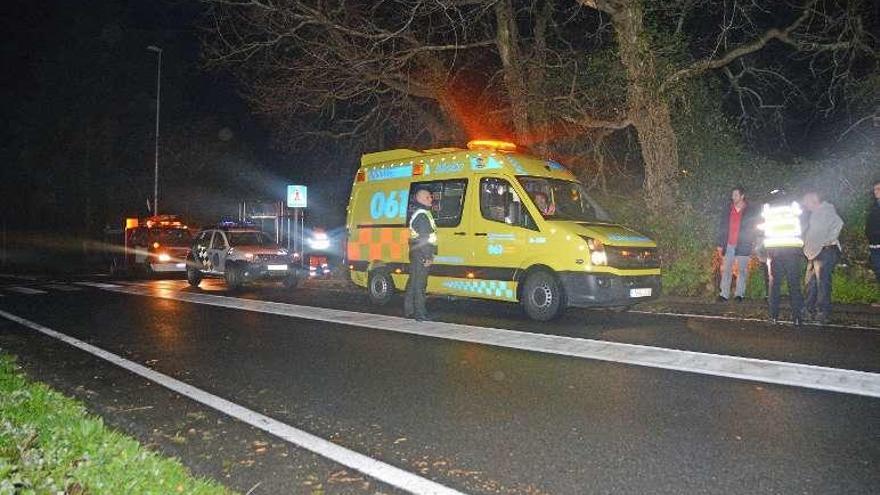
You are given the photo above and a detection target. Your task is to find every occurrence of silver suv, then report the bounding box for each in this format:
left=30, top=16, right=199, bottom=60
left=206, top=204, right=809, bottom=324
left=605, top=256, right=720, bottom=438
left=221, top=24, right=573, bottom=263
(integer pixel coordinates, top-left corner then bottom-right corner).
left=187, top=225, right=300, bottom=290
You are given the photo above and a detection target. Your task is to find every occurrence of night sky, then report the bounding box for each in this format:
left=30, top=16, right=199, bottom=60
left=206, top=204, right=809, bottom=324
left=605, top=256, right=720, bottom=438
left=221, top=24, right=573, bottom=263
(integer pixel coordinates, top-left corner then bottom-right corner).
left=2, top=0, right=350, bottom=233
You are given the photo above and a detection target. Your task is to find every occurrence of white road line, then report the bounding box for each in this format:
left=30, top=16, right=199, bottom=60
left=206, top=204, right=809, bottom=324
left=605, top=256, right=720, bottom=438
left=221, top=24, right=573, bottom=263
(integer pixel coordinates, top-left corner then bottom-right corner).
left=630, top=309, right=880, bottom=331
left=0, top=309, right=465, bottom=495
left=5, top=286, right=47, bottom=295
left=43, top=283, right=82, bottom=292
left=0, top=274, right=38, bottom=281
left=103, top=283, right=880, bottom=399
left=75, top=282, right=121, bottom=289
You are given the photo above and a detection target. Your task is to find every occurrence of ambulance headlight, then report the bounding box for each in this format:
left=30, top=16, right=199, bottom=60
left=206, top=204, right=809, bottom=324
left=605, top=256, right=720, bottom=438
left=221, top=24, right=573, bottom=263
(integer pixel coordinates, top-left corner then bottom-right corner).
left=582, top=237, right=608, bottom=266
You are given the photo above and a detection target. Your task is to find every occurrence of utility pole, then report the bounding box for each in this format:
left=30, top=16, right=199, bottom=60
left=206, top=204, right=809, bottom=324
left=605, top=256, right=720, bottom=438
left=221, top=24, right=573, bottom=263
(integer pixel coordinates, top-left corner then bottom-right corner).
left=147, top=45, right=162, bottom=216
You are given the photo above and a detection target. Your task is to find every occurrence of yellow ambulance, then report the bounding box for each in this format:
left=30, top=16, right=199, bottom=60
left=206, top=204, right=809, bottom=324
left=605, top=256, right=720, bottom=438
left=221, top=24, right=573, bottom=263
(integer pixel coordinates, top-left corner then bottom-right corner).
left=346, top=140, right=660, bottom=320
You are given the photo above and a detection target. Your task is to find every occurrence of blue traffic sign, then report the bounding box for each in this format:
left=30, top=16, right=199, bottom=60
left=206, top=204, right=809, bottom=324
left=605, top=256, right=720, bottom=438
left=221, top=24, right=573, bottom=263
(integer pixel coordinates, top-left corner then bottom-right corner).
left=287, top=185, right=307, bottom=208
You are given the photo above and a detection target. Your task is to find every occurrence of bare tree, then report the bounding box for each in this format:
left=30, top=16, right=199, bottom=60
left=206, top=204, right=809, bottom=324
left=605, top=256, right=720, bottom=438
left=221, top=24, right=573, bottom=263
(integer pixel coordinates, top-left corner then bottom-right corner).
left=576, top=0, right=874, bottom=208
left=203, top=0, right=498, bottom=151
left=203, top=0, right=874, bottom=209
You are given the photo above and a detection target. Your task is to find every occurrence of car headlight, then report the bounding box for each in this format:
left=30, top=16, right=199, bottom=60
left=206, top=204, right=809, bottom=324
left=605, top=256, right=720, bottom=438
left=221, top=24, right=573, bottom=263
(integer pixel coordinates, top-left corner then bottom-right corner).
left=157, top=253, right=171, bottom=262
left=308, top=237, right=331, bottom=250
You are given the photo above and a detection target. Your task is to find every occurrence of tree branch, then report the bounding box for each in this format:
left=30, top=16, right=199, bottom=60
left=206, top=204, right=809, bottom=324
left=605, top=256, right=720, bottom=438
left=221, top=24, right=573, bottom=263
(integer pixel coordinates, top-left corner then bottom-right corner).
left=560, top=114, right=631, bottom=130
left=661, top=0, right=819, bottom=93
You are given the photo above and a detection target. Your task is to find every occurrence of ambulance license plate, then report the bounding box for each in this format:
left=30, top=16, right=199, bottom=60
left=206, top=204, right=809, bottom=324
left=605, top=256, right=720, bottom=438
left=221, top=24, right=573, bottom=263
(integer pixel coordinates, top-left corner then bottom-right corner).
left=629, top=288, right=652, bottom=298
left=267, top=264, right=288, bottom=271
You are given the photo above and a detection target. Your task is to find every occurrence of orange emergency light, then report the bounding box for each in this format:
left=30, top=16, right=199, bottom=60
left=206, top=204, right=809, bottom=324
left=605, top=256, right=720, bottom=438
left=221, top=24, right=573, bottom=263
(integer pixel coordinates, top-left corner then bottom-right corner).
left=467, top=139, right=517, bottom=152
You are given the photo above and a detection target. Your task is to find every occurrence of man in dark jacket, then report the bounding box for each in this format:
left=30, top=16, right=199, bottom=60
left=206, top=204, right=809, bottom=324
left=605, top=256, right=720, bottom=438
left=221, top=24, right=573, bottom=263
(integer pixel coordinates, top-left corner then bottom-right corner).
left=716, top=186, right=757, bottom=301
left=404, top=187, right=438, bottom=321
left=867, top=179, right=880, bottom=284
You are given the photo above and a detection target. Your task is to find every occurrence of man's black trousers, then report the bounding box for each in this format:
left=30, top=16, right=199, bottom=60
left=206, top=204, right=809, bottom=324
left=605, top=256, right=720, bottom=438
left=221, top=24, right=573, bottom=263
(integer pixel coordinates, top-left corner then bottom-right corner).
left=404, top=252, right=430, bottom=319
left=767, top=250, right=804, bottom=320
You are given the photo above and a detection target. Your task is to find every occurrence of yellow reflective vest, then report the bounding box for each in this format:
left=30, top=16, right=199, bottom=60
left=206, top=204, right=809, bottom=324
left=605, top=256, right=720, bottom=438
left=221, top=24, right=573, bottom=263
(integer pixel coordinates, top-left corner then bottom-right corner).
left=409, top=208, right=438, bottom=251
left=758, top=201, right=804, bottom=249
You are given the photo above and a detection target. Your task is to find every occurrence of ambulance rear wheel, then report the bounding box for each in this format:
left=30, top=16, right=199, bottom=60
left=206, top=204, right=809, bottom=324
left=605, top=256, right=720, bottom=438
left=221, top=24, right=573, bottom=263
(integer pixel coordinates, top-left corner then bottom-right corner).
left=368, top=270, right=394, bottom=306
left=521, top=271, right=566, bottom=321
left=186, top=266, right=202, bottom=287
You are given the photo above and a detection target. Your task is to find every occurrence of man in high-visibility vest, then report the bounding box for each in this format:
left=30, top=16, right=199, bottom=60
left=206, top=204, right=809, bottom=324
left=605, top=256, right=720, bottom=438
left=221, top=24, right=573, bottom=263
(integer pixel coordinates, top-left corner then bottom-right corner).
left=404, top=187, right=438, bottom=321
left=757, top=190, right=806, bottom=326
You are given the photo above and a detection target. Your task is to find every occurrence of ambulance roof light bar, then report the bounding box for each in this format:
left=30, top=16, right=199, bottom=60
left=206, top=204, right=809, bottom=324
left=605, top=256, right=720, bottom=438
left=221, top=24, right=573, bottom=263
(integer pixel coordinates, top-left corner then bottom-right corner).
left=466, top=139, right=517, bottom=152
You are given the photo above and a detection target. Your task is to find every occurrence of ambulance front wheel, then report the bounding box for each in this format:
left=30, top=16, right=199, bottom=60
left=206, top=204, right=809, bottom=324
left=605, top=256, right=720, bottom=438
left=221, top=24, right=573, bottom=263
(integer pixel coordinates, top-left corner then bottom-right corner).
left=521, top=270, right=566, bottom=321
left=368, top=270, right=395, bottom=306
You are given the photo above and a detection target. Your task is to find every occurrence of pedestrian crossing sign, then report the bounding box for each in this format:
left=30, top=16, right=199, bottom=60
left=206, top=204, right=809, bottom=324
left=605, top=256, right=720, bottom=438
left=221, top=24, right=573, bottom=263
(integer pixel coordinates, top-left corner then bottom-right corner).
left=287, top=185, right=307, bottom=208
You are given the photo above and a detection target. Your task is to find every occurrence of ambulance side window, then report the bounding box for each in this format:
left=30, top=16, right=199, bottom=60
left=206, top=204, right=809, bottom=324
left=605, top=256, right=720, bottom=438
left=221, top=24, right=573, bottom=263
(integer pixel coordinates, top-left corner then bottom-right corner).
left=408, top=179, right=467, bottom=228
left=480, top=178, right=537, bottom=230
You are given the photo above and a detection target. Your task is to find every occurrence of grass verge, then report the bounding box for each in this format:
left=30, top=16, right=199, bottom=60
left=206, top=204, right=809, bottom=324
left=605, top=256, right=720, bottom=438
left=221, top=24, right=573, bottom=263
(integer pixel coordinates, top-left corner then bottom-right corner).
left=0, top=354, right=233, bottom=494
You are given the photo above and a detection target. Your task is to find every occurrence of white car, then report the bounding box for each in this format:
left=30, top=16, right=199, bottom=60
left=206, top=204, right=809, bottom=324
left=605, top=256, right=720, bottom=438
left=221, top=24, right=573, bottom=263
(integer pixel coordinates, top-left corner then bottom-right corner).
left=187, top=225, right=300, bottom=290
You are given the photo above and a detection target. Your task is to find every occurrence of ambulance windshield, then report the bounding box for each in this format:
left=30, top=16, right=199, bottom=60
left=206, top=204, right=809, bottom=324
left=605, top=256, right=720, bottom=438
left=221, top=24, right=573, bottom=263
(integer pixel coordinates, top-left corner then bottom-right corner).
left=518, top=177, right=611, bottom=223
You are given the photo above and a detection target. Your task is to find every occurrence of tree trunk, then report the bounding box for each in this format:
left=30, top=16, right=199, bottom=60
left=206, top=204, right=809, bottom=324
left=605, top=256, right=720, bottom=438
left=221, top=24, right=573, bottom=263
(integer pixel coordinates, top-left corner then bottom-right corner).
left=584, top=0, right=680, bottom=212
left=495, top=0, right=531, bottom=144
left=528, top=0, right=553, bottom=155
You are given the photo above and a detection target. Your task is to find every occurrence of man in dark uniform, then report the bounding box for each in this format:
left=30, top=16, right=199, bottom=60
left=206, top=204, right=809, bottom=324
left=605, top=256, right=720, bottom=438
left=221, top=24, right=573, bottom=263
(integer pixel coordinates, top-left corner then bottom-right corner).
left=404, top=187, right=438, bottom=321
left=867, top=179, right=880, bottom=285
left=758, top=190, right=806, bottom=326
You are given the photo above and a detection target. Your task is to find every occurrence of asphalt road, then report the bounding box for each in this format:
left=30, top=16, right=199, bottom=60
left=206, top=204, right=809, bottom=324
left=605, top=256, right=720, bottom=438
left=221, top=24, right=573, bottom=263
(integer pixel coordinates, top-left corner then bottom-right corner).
left=0, top=274, right=878, bottom=494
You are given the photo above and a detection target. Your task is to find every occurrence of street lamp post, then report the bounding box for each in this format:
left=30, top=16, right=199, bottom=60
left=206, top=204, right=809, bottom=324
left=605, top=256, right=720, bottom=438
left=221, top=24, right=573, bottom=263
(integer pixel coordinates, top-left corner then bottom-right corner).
left=147, top=45, right=162, bottom=217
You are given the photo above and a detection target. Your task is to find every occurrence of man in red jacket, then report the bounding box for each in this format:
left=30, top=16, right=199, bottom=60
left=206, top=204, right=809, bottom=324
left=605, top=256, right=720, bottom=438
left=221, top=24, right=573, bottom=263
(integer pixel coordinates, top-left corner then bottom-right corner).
left=716, top=186, right=757, bottom=302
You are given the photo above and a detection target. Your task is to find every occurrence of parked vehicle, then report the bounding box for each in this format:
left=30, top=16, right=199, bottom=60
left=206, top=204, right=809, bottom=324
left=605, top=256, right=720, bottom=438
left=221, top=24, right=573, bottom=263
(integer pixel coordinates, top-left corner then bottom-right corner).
left=346, top=139, right=661, bottom=321
left=186, top=221, right=301, bottom=290
left=106, top=215, right=192, bottom=277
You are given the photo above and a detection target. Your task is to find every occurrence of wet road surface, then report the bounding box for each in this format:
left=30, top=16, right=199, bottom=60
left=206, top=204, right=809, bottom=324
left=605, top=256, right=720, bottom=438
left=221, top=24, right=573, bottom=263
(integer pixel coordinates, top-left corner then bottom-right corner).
left=0, top=275, right=878, bottom=494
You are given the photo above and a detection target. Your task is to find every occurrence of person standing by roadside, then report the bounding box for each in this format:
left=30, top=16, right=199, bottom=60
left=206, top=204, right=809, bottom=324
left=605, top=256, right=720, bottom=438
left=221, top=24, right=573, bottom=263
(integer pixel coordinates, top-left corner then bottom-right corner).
left=802, top=190, right=844, bottom=324
left=716, top=186, right=756, bottom=302
left=757, top=189, right=806, bottom=326
left=867, top=180, right=880, bottom=285
left=404, top=187, right=438, bottom=322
